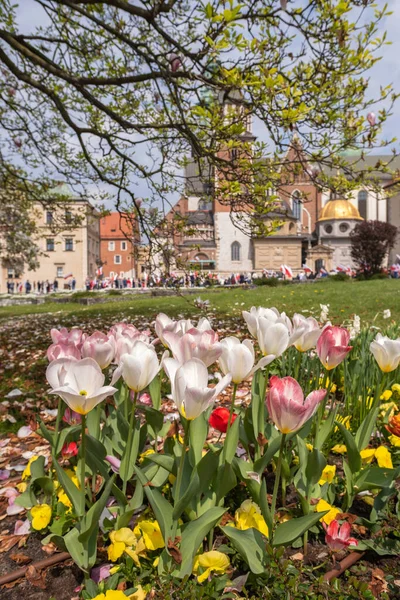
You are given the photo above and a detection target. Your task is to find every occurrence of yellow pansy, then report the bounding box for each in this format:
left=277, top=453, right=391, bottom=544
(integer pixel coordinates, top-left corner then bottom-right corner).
left=130, top=586, right=146, bottom=600
left=64, top=468, right=80, bottom=489
left=233, top=499, right=269, bottom=537
left=108, top=528, right=137, bottom=561
left=380, top=402, right=397, bottom=419
left=92, top=591, right=146, bottom=600
left=360, top=448, right=376, bottom=464
left=375, top=446, right=393, bottom=469
left=57, top=491, right=72, bottom=509
left=392, top=383, right=400, bottom=394
left=331, top=444, right=346, bottom=454
left=389, top=434, right=400, bottom=447
left=16, top=482, right=27, bottom=493
left=380, top=390, right=393, bottom=401
left=139, top=449, right=155, bottom=463
left=21, top=456, right=39, bottom=480
left=306, top=443, right=313, bottom=451
left=193, top=551, right=230, bottom=584
left=31, top=504, right=52, bottom=530
left=318, top=465, right=336, bottom=486
left=334, top=415, right=351, bottom=433
left=315, top=499, right=341, bottom=525
left=133, top=520, right=165, bottom=551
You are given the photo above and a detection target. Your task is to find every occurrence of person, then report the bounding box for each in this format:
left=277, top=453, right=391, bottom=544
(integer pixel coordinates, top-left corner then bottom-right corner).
left=71, top=277, right=76, bottom=291
left=25, top=280, right=32, bottom=293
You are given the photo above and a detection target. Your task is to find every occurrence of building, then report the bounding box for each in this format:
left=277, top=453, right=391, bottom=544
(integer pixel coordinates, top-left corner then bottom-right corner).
left=99, top=212, right=139, bottom=280
left=0, top=184, right=100, bottom=292
left=382, top=179, right=400, bottom=265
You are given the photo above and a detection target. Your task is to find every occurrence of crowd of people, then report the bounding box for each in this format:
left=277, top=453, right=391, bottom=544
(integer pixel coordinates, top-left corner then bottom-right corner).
left=6, top=278, right=77, bottom=294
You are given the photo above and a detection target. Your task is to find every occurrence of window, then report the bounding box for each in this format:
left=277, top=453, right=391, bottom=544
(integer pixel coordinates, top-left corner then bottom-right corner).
left=65, top=210, right=72, bottom=224
left=291, top=191, right=302, bottom=221
left=203, top=183, right=213, bottom=195
left=65, top=238, right=73, bottom=251
left=56, top=266, right=64, bottom=278
left=339, top=223, right=349, bottom=233
left=46, top=211, right=53, bottom=224
left=46, top=238, right=55, bottom=251
left=114, top=255, right=122, bottom=264
left=108, top=241, right=115, bottom=251
left=231, top=241, right=241, bottom=261
left=121, top=241, right=127, bottom=251
left=324, top=224, right=333, bottom=234
left=358, top=190, right=368, bottom=220
left=231, top=148, right=239, bottom=161
left=7, top=268, right=14, bottom=279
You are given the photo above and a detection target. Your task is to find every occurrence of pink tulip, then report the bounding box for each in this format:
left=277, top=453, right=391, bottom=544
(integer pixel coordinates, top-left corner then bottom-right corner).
left=114, top=331, right=151, bottom=363
left=316, top=326, right=352, bottom=370
left=267, top=376, right=327, bottom=434
left=108, top=322, right=141, bottom=341
left=62, top=408, right=82, bottom=425
left=163, top=328, right=222, bottom=367
left=81, top=331, right=116, bottom=369
left=367, top=112, right=376, bottom=127
left=47, top=342, right=81, bottom=362
left=324, top=520, right=358, bottom=552
left=50, top=327, right=84, bottom=348
left=155, top=313, right=211, bottom=347
left=137, top=392, right=152, bottom=406
left=105, top=455, right=121, bottom=473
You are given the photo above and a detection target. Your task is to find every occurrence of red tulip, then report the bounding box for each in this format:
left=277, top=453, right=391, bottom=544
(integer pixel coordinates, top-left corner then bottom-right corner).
left=386, top=413, right=400, bottom=437
left=316, top=326, right=352, bottom=370
left=61, top=441, right=79, bottom=459
left=209, top=407, right=237, bottom=433
left=323, top=520, right=358, bottom=552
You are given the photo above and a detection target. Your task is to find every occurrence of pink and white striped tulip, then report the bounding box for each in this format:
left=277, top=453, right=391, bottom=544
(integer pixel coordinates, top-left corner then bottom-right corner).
left=292, top=314, right=322, bottom=352
left=108, top=322, right=142, bottom=341
left=316, top=326, right=352, bottom=370
left=47, top=342, right=81, bottom=362
left=46, top=358, right=117, bottom=415
left=81, top=331, right=116, bottom=369
left=267, top=376, right=326, bottom=434
left=50, top=327, right=84, bottom=348
left=155, top=313, right=212, bottom=347
left=218, top=337, right=275, bottom=384
left=163, top=328, right=222, bottom=367
left=163, top=357, right=231, bottom=420
left=323, top=520, right=358, bottom=552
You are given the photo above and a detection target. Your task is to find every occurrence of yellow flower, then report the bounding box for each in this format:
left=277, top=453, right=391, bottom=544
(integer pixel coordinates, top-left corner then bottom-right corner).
left=57, top=491, right=72, bottom=509
left=380, top=402, right=397, bottom=419
left=389, top=434, right=400, bottom=447
left=380, top=390, right=393, bottom=401
left=133, top=520, right=165, bottom=551
left=315, top=499, right=341, bottom=525
left=375, top=446, right=393, bottom=469
left=168, top=473, right=176, bottom=485
left=31, top=504, right=52, bottom=530
left=360, top=448, right=376, bottom=464
left=21, top=456, right=39, bottom=480
left=16, top=482, right=27, bottom=493
left=334, top=415, right=351, bottom=433
left=64, top=468, right=80, bottom=489
left=233, top=499, right=269, bottom=537
left=306, top=443, right=314, bottom=451
left=139, top=449, right=155, bottom=463
left=108, top=528, right=137, bottom=562
left=193, top=551, right=230, bottom=584
left=292, top=455, right=299, bottom=465
left=109, top=565, right=120, bottom=575
left=331, top=444, right=346, bottom=454
left=392, top=383, right=400, bottom=394
left=365, top=396, right=373, bottom=409
left=130, top=586, right=146, bottom=600
left=92, top=591, right=145, bottom=600
left=318, top=465, right=336, bottom=486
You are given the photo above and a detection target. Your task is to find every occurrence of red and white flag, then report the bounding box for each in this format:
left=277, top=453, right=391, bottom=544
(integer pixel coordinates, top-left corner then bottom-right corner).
left=281, top=264, right=293, bottom=278
left=302, top=264, right=312, bottom=274
left=63, top=273, right=73, bottom=280
left=96, top=266, right=103, bottom=277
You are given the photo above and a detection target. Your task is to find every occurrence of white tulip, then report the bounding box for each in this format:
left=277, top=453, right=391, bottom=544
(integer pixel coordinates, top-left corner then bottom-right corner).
left=292, top=314, right=322, bottom=352
left=218, top=337, right=275, bottom=383
left=155, top=313, right=212, bottom=347
left=163, top=357, right=231, bottom=420
left=46, top=357, right=117, bottom=415
left=256, top=319, right=290, bottom=357
left=163, top=328, right=222, bottom=367
left=370, top=333, right=400, bottom=373
left=243, top=306, right=303, bottom=348
left=112, top=341, right=161, bottom=391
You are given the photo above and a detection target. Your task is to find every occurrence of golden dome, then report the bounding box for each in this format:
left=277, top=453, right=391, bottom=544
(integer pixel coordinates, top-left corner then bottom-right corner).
left=318, top=199, right=363, bottom=221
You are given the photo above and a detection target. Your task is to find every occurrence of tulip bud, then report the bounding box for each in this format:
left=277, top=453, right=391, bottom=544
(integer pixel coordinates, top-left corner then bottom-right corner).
left=61, top=441, right=79, bottom=459
left=316, top=326, right=352, bottom=370
left=367, top=112, right=376, bottom=127
left=168, top=53, right=182, bottom=72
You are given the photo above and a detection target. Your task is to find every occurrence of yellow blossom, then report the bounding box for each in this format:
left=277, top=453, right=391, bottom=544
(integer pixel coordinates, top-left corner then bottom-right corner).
left=389, top=434, right=400, bottom=447
left=108, top=528, right=137, bottom=562
left=168, top=473, right=176, bottom=485
left=16, top=482, right=27, bottom=493
left=64, top=468, right=80, bottom=489
left=292, top=455, right=299, bottom=465
left=331, top=444, right=346, bottom=454
left=139, top=449, right=155, bottom=463
left=375, top=446, right=393, bottom=469
left=193, top=551, right=230, bottom=584
left=21, top=456, right=39, bottom=480
left=109, top=565, right=120, bottom=575
left=334, top=415, right=351, bottom=433
left=134, top=520, right=165, bottom=551
left=233, top=499, right=269, bottom=537
left=360, top=448, right=376, bottom=464
left=315, top=499, right=341, bottom=525
left=306, top=443, right=313, bottom=451
left=391, top=383, right=400, bottom=394
left=92, top=591, right=145, bottom=600
left=380, top=402, right=397, bottom=419
left=318, top=465, right=336, bottom=486
left=380, top=390, right=393, bottom=401
left=57, top=491, right=72, bottom=509
left=31, top=504, right=52, bottom=530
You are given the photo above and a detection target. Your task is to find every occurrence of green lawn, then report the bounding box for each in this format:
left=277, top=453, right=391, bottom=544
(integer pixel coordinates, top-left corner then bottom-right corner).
left=1, top=278, right=399, bottom=326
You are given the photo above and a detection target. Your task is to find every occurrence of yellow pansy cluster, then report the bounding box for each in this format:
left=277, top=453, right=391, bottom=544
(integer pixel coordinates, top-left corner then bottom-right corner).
left=331, top=444, right=346, bottom=454
left=133, top=519, right=164, bottom=551
left=31, top=503, right=52, bottom=530
left=107, top=520, right=164, bottom=566
left=388, top=434, right=400, bottom=447
left=360, top=446, right=393, bottom=468
left=334, top=415, right=351, bottom=433
left=92, top=588, right=146, bottom=600
left=318, top=465, right=336, bottom=486
left=193, top=551, right=230, bottom=584
left=229, top=499, right=269, bottom=537
left=315, top=499, right=341, bottom=525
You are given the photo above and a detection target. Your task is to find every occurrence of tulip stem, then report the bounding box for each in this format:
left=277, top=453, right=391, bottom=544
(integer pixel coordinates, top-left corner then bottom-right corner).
left=222, top=383, right=237, bottom=463
left=53, top=398, right=63, bottom=457
left=80, top=414, right=87, bottom=514
left=271, top=433, right=286, bottom=520
left=171, top=421, right=189, bottom=543
left=122, top=391, right=137, bottom=496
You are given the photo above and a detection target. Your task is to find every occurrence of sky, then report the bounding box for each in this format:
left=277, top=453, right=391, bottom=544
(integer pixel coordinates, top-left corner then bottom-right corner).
left=12, top=0, right=400, bottom=209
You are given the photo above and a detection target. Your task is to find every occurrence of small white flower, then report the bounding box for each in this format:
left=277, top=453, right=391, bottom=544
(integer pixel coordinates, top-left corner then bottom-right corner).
left=383, top=309, right=391, bottom=320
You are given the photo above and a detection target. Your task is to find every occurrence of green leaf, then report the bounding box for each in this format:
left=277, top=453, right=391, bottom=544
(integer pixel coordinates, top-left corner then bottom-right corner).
left=355, top=406, right=380, bottom=452
left=353, top=466, right=398, bottom=492
left=146, top=454, right=176, bottom=473
left=216, top=462, right=237, bottom=503
left=224, top=415, right=240, bottom=464
left=305, top=449, right=326, bottom=488
left=39, top=421, right=54, bottom=445
left=32, top=476, right=54, bottom=496
left=189, top=413, right=209, bottom=466
left=142, top=406, right=164, bottom=437
left=30, top=456, right=46, bottom=480
left=259, top=479, right=273, bottom=535
left=254, top=433, right=292, bottom=475
left=335, top=421, right=361, bottom=473
left=54, top=461, right=83, bottom=517
left=314, top=406, right=337, bottom=450
left=120, top=419, right=141, bottom=484
left=149, top=374, right=161, bottom=410
left=78, top=474, right=115, bottom=544
left=221, top=526, right=267, bottom=574
left=134, top=465, right=173, bottom=545
left=116, top=482, right=144, bottom=529
left=85, top=435, right=109, bottom=479
left=179, top=507, right=227, bottom=577
left=273, top=512, right=328, bottom=546
left=172, top=470, right=200, bottom=521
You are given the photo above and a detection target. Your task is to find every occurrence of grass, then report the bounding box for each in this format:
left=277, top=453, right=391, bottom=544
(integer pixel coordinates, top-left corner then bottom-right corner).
left=0, top=278, right=399, bottom=326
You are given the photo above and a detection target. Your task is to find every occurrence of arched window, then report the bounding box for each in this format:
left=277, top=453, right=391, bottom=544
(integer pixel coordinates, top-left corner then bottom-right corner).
left=231, top=241, right=241, bottom=261
left=357, top=190, right=368, bottom=219
left=291, top=190, right=302, bottom=221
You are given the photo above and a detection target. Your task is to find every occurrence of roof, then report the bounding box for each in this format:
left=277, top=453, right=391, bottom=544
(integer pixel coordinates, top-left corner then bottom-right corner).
left=186, top=211, right=214, bottom=225
left=321, top=154, right=400, bottom=180
left=318, top=199, right=363, bottom=221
